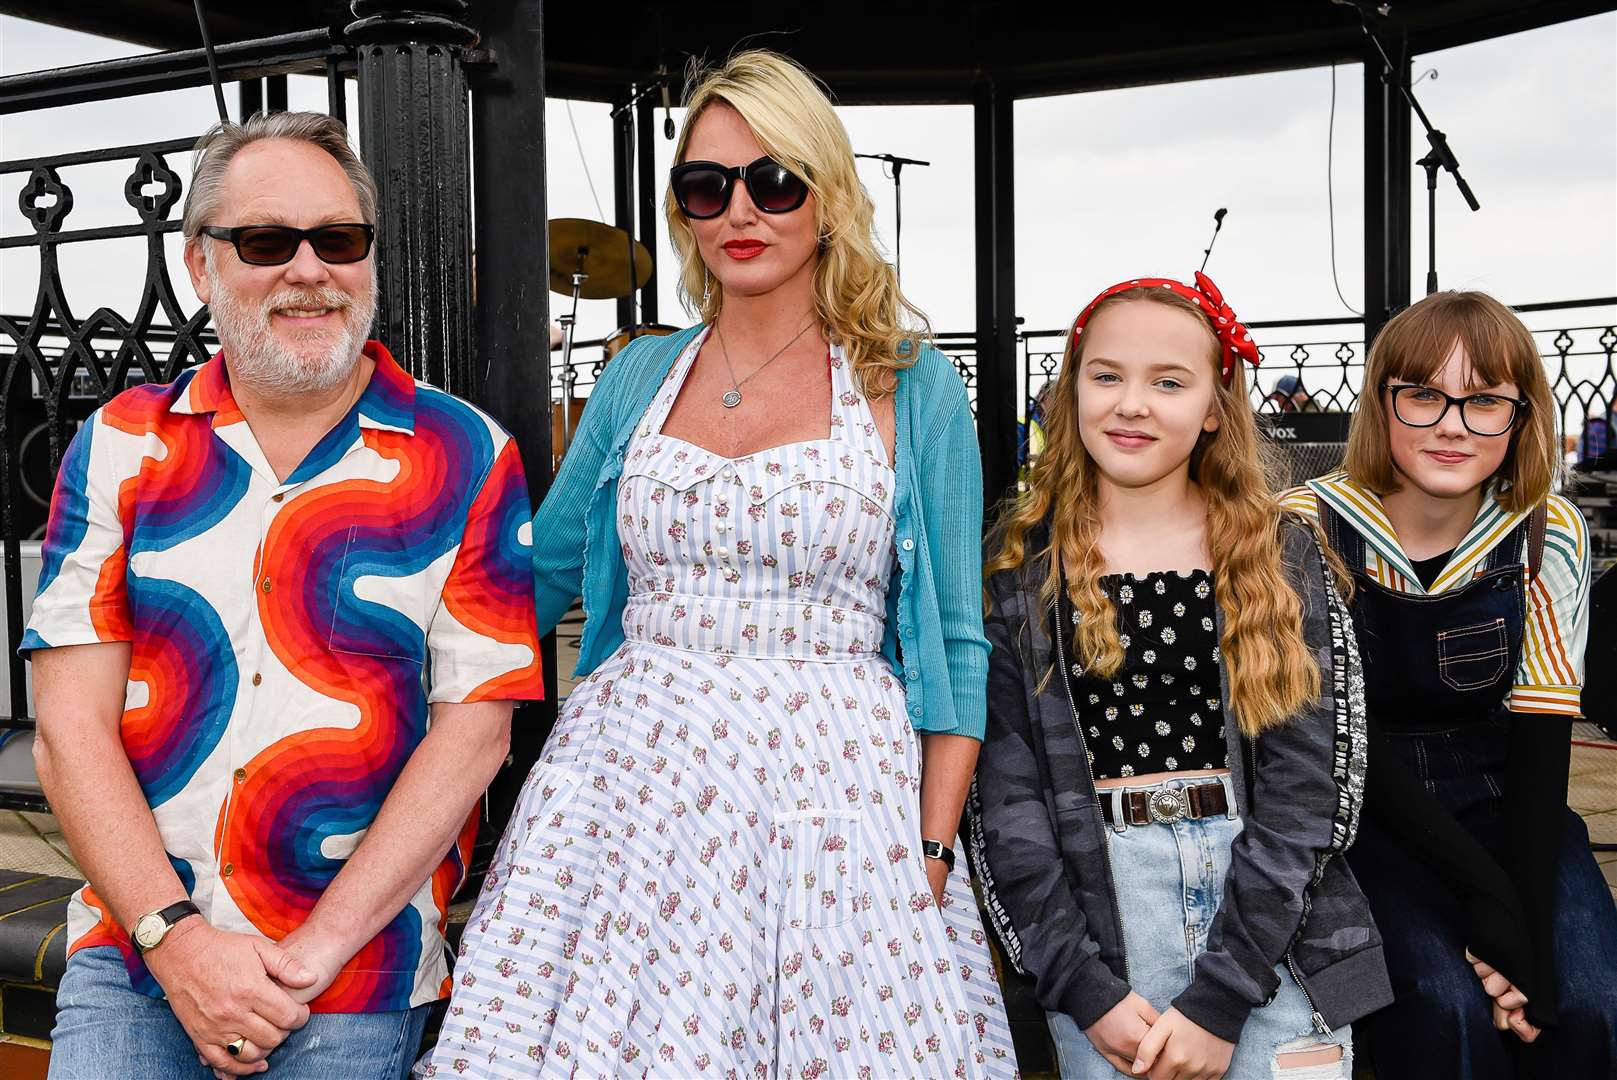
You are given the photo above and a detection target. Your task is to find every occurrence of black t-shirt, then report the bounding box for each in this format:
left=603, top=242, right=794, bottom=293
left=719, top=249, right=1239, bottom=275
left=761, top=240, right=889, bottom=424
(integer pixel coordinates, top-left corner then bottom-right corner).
left=1409, top=547, right=1456, bottom=591
left=1065, top=569, right=1229, bottom=781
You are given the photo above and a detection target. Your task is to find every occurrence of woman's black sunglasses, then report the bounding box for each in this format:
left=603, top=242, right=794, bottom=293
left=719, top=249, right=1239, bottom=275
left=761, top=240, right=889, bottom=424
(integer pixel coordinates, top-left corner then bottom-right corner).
left=670, top=156, right=810, bottom=220
left=200, top=223, right=376, bottom=267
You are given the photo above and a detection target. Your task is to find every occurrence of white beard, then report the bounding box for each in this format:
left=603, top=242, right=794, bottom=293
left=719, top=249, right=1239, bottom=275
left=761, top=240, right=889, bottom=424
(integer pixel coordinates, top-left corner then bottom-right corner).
left=205, top=255, right=377, bottom=396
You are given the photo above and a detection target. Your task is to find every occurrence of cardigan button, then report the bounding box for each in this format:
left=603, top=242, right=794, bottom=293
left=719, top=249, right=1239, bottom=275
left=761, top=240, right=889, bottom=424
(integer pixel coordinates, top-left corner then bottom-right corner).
left=900, top=538, right=914, bottom=552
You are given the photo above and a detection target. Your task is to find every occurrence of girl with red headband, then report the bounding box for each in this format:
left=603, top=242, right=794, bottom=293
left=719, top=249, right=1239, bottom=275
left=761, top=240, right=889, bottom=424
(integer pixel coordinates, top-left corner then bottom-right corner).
left=970, top=274, right=1390, bottom=1079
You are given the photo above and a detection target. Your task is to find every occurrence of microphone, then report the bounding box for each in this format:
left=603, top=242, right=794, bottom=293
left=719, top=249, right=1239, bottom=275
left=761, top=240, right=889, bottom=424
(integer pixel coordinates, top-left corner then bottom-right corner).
left=855, top=153, right=931, bottom=167
left=1200, top=208, right=1228, bottom=273
left=1331, top=0, right=1391, bottom=16
left=660, top=70, right=675, bottom=140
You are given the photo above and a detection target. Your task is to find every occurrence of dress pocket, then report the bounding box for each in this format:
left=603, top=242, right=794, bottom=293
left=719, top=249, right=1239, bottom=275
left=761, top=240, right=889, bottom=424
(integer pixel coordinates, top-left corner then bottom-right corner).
left=780, top=808, right=862, bottom=930
left=1436, top=617, right=1509, bottom=691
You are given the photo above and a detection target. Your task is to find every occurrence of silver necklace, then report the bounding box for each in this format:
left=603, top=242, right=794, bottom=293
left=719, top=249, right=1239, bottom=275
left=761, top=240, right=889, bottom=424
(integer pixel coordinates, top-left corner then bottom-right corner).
left=713, top=317, right=817, bottom=409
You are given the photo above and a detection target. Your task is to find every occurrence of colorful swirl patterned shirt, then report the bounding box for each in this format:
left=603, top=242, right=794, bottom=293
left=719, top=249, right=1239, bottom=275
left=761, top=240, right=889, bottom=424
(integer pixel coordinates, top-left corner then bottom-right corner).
left=22, top=342, right=544, bottom=1012
left=1282, top=471, right=1589, bottom=717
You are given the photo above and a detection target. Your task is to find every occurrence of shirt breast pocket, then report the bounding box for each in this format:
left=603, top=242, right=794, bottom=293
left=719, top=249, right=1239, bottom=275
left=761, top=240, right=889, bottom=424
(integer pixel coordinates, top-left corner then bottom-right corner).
left=327, top=525, right=431, bottom=664
left=1436, top=617, right=1509, bottom=691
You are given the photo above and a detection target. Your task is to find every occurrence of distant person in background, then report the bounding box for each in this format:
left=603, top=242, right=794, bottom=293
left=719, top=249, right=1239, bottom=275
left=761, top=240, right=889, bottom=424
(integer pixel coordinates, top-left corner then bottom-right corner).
left=1577, top=402, right=1615, bottom=470
left=1266, top=373, right=1322, bottom=413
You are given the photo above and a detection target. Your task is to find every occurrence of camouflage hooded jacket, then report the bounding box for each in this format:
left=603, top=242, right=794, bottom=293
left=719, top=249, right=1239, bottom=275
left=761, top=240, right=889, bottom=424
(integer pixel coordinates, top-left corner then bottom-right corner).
left=967, top=515, right=1393, bottom=1044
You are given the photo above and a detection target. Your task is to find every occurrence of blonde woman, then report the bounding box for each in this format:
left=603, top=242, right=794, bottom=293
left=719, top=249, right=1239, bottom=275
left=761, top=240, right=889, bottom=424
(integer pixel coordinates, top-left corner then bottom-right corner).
left=422, top=50, right=1014, bottom=1078
left=969, top=274, right=1390, bottom=1079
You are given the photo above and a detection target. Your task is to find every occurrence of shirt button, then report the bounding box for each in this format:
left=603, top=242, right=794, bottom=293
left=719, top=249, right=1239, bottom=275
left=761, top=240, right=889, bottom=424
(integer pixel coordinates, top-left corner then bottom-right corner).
left=901, top=538, right=915, bottom=552
left=718, top=546, right=731, bottom=559
left=722, top=467, right=734, bottom=481
left=233, top=768, right=247, bottom=783
left=221, top=863, right=235, bottom=878
left=260, top=577, right=273, bottom=594
left=272, top=493, right=284, bottom=503
left=251, top=673, right=262, bottom=687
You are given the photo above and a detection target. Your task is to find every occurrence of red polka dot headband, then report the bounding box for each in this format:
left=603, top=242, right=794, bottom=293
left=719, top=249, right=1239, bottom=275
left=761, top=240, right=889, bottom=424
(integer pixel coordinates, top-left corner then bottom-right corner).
left=1071, top=271, right=1261, bottom=385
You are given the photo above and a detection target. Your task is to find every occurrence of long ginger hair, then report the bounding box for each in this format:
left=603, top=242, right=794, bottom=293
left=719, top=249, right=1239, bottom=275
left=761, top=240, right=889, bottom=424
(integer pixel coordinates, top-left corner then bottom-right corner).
left=986, top=288, right=1319, bottom=737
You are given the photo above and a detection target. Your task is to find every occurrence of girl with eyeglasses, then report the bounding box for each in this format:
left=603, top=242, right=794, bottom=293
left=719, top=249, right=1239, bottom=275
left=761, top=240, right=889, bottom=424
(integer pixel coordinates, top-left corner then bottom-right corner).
left=1281, top=290, right=1617, bottom=1079
left=422, top=50, right=1015, bottom=1078
left=971, top=275, right=1388, bottom=1080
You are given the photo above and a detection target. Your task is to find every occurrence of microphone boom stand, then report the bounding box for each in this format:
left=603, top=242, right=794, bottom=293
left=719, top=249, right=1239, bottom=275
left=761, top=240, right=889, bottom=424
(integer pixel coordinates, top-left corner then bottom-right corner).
left=1349, top=7, right=1480, bottom=295
left=856, top=152, right=930, bottom=283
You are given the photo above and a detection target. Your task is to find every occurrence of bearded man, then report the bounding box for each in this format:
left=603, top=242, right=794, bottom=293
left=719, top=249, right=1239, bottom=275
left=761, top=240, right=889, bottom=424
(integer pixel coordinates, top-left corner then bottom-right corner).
left=27, top=112, right=543, bottom=1079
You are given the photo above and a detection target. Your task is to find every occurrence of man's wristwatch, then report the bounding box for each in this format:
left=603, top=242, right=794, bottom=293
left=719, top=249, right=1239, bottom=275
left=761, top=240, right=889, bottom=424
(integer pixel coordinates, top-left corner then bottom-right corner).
left=920, top=839, right=956, bottom=872
left=131, top=900, right=201, bottom=954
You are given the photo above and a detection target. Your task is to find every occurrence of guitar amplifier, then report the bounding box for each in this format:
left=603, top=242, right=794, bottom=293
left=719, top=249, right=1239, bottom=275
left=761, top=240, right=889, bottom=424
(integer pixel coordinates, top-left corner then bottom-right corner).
left=1258, top=412, right=1352, bottom=488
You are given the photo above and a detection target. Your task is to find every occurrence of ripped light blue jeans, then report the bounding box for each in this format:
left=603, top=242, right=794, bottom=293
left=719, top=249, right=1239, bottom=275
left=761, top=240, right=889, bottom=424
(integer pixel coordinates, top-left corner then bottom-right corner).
left=1046, top=774, right=1352, bottom=1079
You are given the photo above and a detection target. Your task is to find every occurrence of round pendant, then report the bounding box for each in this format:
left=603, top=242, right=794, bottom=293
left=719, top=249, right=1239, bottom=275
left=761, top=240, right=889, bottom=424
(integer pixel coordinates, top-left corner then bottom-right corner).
left=722, top=389, right=743, bottom=409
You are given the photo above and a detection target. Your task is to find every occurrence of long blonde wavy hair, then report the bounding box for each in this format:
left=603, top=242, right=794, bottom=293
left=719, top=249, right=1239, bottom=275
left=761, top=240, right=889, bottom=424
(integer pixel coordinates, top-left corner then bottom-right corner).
left=664, top=49, right=930, bottom=399
left=985, top=288, right=1319, bottom=737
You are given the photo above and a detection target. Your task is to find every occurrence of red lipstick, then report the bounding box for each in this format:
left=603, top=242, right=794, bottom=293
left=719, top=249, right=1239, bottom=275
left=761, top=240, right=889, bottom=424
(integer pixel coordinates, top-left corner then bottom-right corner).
left=722, top=239, right=766, bottom=260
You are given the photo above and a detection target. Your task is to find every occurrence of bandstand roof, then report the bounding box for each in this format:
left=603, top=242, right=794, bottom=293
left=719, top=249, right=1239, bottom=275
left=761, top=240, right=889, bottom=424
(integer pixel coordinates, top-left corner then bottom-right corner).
left=8, top=0, right=1613, bottom=102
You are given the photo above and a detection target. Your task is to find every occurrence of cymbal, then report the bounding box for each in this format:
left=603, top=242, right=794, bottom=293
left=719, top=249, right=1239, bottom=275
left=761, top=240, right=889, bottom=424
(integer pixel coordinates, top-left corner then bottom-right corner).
left=548, top=218, right=653, bottom=299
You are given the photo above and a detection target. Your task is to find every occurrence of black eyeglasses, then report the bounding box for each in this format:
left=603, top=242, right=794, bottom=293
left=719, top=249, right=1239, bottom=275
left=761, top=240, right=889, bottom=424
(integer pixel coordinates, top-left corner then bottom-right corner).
left=1383, top=382, right=1527, bottom=437
left=200, top=223, right=375, bottom=266
left=670, top=156, right=810, bottom=219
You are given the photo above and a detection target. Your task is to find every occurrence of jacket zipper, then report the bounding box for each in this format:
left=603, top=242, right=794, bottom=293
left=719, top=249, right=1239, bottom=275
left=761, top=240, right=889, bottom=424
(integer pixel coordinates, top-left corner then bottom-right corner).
left=1052, top=593, right=1131, bottom=983
left=1246, top=727, right=1334, bottom=1037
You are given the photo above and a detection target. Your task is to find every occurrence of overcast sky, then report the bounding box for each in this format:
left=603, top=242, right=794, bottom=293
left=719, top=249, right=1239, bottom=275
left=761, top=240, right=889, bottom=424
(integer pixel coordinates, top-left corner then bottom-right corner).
left=3, top=11, right=1613, bottom=421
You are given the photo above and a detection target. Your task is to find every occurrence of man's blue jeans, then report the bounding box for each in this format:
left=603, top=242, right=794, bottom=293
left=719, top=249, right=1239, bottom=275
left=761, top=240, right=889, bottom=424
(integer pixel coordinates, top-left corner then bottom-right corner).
left=48, top=945, right=430, bottom=1080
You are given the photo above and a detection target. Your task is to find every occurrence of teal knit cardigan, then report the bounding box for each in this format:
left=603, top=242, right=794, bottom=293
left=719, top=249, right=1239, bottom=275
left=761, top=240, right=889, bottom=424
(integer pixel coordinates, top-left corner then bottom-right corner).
left=530, top=324, right=989, bottom=740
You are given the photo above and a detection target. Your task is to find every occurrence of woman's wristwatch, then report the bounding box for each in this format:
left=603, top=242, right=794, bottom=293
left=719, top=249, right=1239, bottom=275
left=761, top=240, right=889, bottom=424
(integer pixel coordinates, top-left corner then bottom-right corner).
left=921, top=839, right=955, bottom=872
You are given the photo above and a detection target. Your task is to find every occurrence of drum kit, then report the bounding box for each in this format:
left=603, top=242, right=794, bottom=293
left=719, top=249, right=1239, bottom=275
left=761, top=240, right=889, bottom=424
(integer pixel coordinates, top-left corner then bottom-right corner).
left=549, top=218, right=677, bottom=465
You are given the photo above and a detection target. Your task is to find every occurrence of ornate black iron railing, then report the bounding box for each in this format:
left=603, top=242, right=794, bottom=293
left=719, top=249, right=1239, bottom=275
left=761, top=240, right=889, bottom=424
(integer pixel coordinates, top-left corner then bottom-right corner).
left=0, top=33, right=355, bottom=812
left=1017, top=301, right=1617, bottom=439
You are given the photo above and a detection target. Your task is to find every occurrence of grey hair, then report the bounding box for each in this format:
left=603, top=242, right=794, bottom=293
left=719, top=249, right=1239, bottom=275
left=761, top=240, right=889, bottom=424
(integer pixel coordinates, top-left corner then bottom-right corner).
left=181, top=111, right=377, bottom=239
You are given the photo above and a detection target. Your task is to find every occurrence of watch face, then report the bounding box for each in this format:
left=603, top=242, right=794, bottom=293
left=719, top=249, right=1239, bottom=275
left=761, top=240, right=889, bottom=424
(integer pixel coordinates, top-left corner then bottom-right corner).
left=133, top=913, right=166, bottom=950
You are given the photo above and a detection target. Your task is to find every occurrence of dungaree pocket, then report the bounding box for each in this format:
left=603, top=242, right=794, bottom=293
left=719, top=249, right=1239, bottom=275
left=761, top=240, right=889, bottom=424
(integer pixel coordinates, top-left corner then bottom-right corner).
left=1436, top=617, right=1509, bottom=691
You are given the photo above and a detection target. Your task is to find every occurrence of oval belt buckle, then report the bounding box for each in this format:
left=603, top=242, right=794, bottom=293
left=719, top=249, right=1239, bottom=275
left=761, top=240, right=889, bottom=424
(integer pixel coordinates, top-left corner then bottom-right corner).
left=1149, top=787, right=1187, bottom=824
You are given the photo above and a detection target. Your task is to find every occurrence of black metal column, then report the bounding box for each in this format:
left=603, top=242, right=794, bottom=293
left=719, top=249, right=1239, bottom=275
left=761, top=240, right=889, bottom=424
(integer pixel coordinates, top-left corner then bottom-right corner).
left=467, top=0, right=553, bottom=878
left=239, top=78, right=263, bottom=119
left=974, top=81, right=1018, bottom=511
left=612, top=96, right=636, bottom=328
left=266, top=73, right=288, bottom=113
left=1363, top=52, right=1412, bottom=347
left=636, top=96, right=659, bottom=325
left=347, top=0, right=476, bottom=395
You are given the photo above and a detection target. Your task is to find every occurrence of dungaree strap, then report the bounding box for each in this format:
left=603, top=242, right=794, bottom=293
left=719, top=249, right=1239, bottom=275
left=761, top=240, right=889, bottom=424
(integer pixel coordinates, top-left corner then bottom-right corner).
left=1481, top=504, right=1547, bottom=578
left=1315, top=501, right=1365, bottom=571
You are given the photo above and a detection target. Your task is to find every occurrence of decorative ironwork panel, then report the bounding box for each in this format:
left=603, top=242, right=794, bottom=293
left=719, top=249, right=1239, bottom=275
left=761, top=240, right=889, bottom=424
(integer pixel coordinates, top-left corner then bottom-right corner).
left=1, top=140, right=219, bottom=730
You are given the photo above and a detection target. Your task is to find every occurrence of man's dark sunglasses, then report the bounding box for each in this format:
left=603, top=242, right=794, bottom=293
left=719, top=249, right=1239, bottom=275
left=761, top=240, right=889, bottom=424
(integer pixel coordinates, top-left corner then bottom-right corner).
left=669, top=156, right=810, bottom=220
left=200, top=223, right=375, bottom=267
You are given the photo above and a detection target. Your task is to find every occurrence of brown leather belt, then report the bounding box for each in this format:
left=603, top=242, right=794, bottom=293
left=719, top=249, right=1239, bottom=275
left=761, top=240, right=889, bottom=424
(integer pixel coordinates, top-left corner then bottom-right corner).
left=1099, top=781, right=1230, bottom=826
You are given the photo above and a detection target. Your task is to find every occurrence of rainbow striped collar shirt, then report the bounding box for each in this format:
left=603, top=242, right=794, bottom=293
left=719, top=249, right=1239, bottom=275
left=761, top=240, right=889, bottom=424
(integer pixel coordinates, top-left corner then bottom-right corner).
left=1281, top=471, right=1589, bottom=719
left=22, top=343, right=544, bottom=1012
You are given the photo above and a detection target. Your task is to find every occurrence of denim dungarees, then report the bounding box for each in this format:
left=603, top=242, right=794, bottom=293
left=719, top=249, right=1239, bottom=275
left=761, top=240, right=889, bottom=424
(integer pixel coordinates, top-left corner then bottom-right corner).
left=1320, top=505, right=1617, bottom=1079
